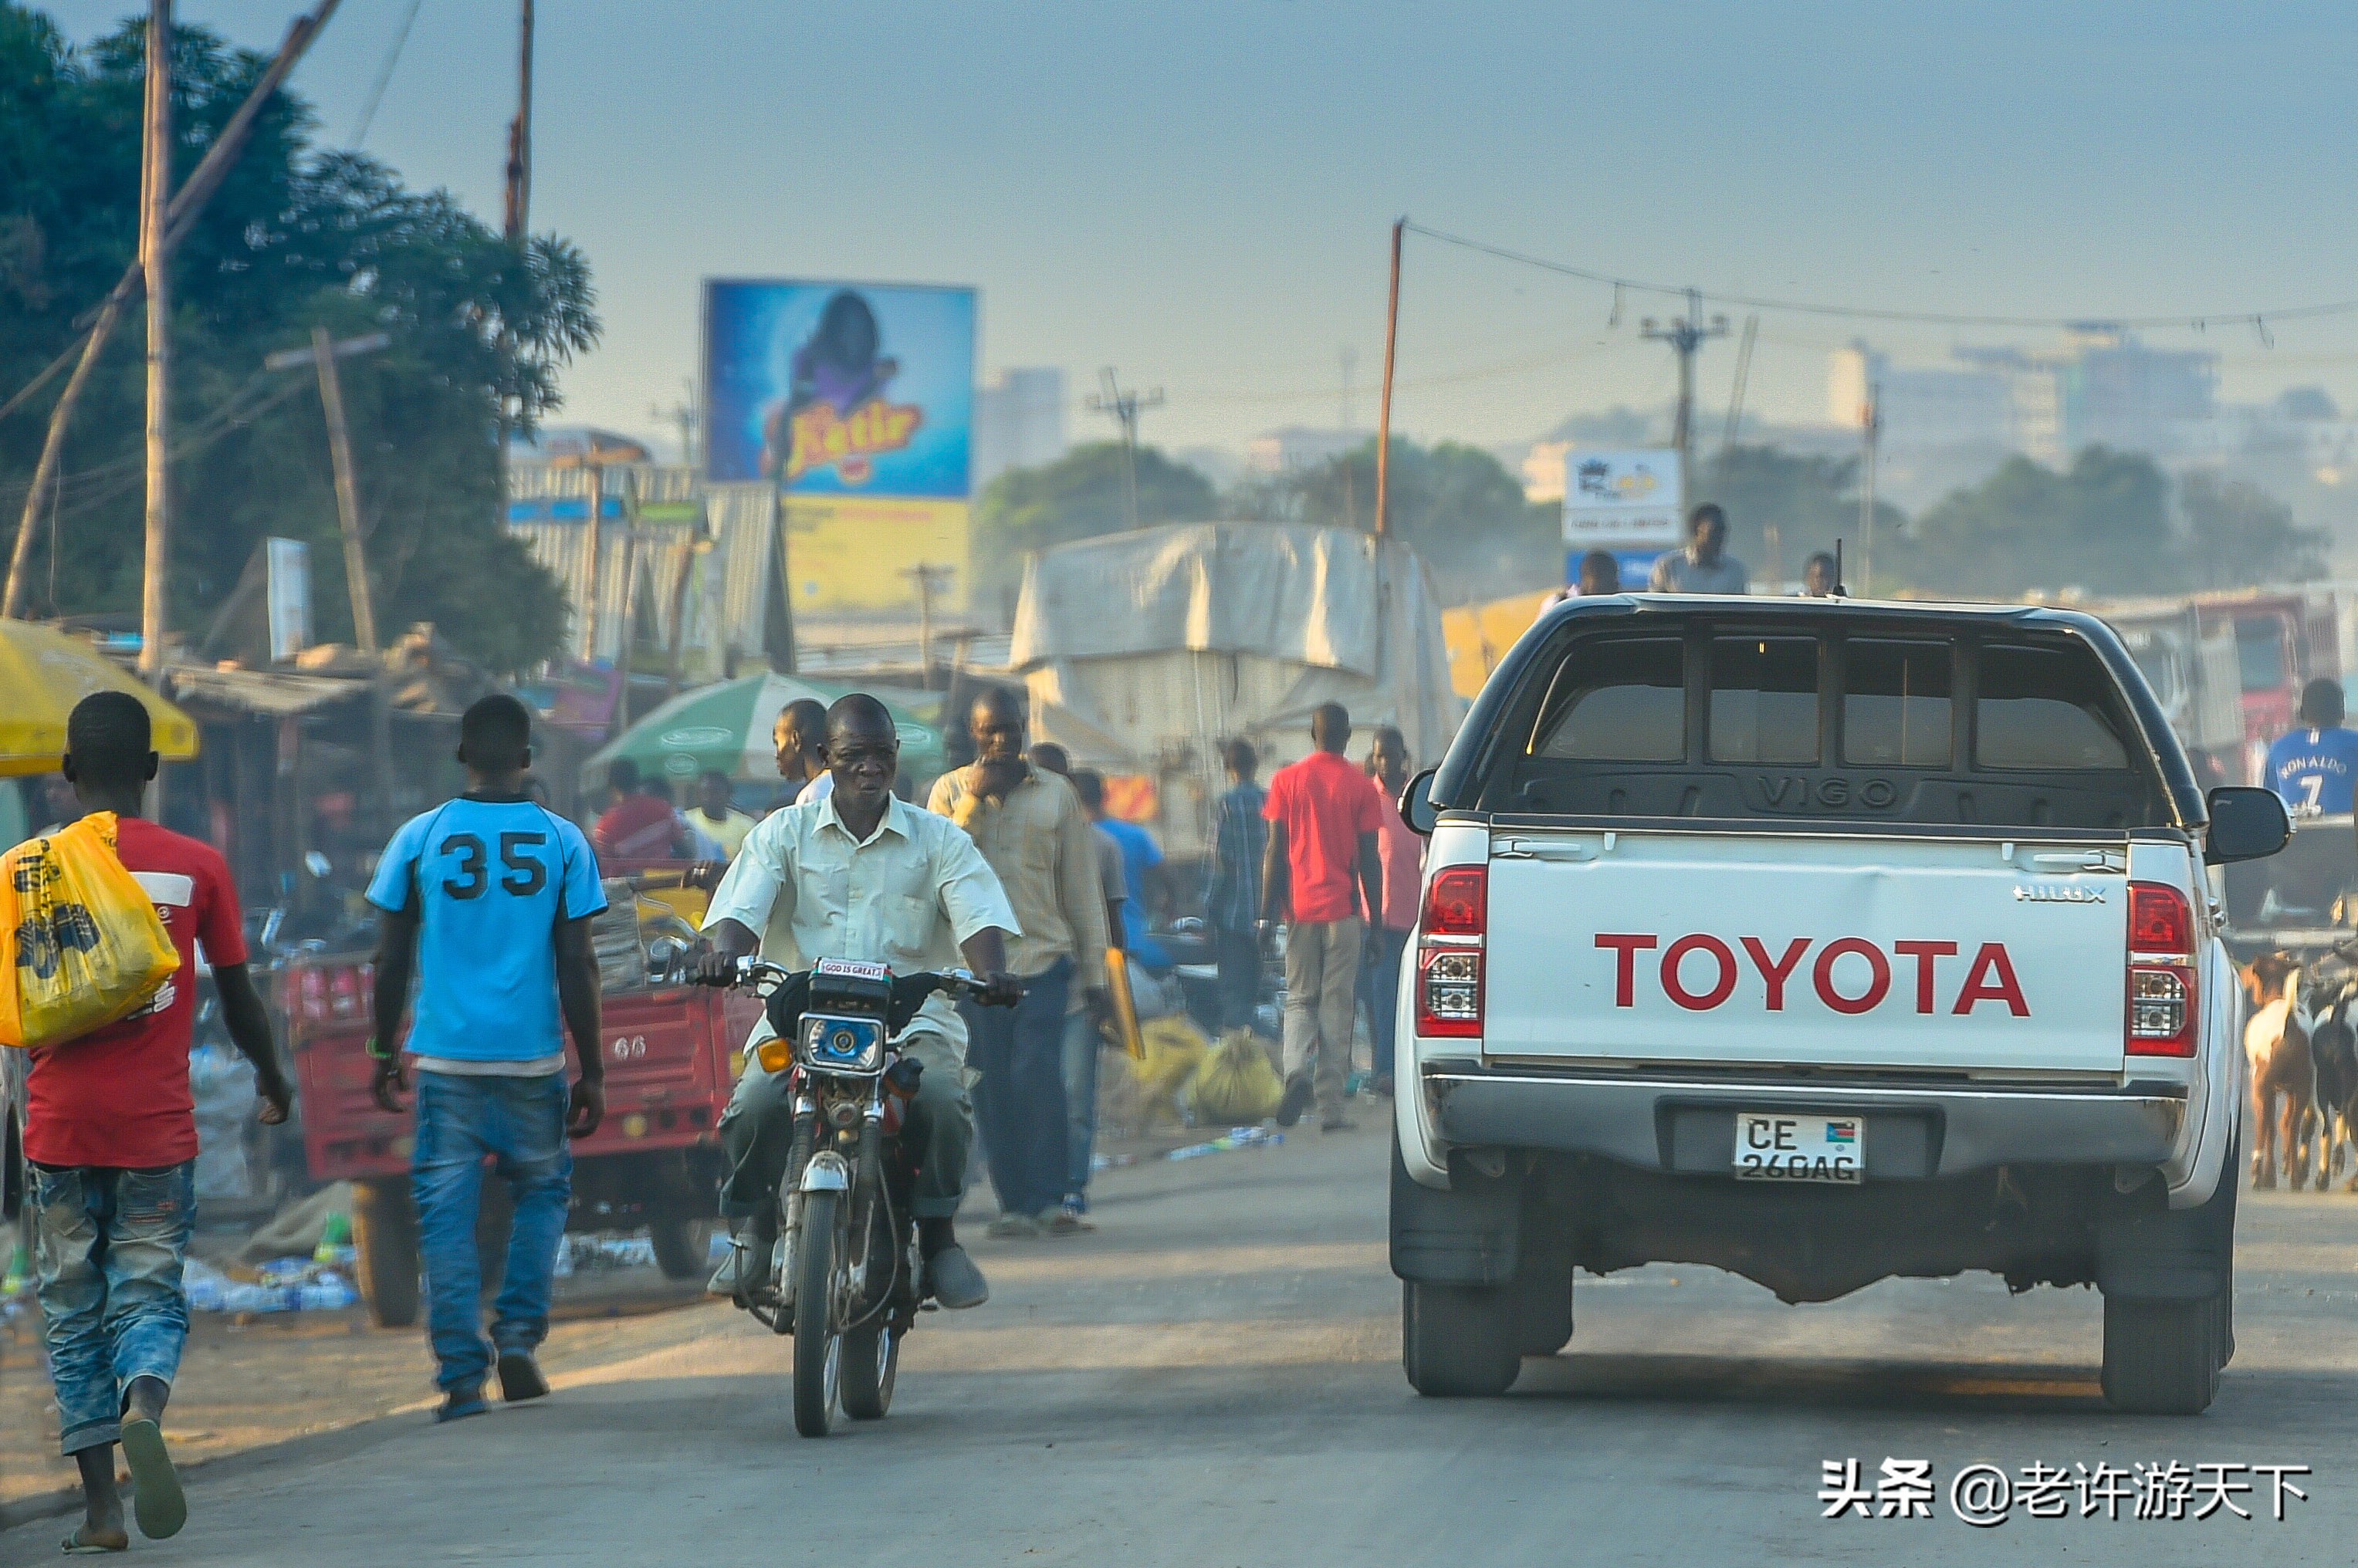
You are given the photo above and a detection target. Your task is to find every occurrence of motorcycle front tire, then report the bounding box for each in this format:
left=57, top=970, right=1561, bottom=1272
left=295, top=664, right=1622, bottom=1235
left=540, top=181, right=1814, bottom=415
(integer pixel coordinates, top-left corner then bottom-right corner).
left=792, top=1190, right=842, bottom=1438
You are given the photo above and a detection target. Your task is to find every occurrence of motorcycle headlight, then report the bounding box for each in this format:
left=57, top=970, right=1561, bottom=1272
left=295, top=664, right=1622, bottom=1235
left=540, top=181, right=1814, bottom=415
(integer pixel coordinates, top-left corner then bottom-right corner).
left=800, top=1012, right=884, bottom=1072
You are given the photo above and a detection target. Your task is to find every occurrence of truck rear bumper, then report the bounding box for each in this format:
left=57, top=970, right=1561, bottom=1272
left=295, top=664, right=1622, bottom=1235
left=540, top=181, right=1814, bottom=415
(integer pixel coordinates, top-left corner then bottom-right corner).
left=1425, top=1069, right=2186, bottom=1180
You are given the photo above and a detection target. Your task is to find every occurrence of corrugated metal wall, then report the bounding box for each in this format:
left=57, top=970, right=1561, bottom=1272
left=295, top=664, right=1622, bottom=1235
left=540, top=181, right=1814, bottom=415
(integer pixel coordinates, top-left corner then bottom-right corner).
left=507, top=466, right=777, bottom=667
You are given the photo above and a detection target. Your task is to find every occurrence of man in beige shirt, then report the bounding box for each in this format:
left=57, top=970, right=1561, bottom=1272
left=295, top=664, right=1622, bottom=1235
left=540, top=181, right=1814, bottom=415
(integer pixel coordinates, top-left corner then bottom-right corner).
left=928, top=690, right=1109, bottom=1237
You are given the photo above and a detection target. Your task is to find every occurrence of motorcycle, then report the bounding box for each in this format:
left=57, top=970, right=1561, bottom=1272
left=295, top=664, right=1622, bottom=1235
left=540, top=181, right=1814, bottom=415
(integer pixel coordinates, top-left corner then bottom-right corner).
left=703, top=956, right=1010, bottom=1436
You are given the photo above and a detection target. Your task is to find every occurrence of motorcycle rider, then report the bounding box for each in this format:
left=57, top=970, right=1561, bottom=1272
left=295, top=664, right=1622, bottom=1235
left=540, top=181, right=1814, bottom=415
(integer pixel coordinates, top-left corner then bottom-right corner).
left=692, top=694, right=1020, bottom=1309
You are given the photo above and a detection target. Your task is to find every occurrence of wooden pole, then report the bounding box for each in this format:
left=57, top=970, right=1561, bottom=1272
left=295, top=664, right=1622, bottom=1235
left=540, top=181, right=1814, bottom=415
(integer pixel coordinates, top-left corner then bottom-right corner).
left=1374, top=218, right=1402, bottom=539
left=5, top=1, right=340, bottom=621
left=310, top=325, right=377, bottom=653
left=137, top=0, right=172, bottom=679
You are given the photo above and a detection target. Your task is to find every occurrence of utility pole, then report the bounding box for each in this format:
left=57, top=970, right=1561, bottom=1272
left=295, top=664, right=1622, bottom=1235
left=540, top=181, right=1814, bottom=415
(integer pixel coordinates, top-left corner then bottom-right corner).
left=137, top=0, right=173, bottom=678
left=309, top=326, right=379, bottom=653
left=1375, top=218, right=1402, bottom=539
left=1858, top=382, right=1881, bottom=596
left=902, top=563, right=950, bottom=687
left=495, top=0, right=532, bottom=509
left=652, top=378, right=698, bottom=470
left=1084, top=368, right=1163, bottom=532
left=1639, top=288, right=1729, bottom=507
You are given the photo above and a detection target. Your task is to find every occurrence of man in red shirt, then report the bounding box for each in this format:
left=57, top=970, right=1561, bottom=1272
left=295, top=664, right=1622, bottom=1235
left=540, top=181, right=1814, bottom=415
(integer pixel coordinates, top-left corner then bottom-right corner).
left=22, top=694, right=291, bottom=1551
left=1260, top=702, right=1384, bottom=1131
left=590, top=757, right=685, bottom=865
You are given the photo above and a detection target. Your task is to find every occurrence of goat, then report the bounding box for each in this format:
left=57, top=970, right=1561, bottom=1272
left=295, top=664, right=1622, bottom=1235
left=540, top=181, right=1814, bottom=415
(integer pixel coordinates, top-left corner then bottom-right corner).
left=2244, top=953, right=2316, bottom=1190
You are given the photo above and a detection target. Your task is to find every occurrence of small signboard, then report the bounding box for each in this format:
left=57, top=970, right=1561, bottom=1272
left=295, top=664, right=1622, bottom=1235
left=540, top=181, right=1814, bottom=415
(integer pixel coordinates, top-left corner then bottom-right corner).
left=1561, top=448, right=1683, bottom=548
left=265, top=537, right=310, bottom=661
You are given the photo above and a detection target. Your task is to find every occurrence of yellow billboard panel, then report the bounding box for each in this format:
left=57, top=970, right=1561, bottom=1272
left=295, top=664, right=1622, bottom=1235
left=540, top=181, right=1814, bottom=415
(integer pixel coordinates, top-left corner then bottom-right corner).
left=1443, top=590, right=1552, bottom=698
left=781, top=496, right=969, bottom=613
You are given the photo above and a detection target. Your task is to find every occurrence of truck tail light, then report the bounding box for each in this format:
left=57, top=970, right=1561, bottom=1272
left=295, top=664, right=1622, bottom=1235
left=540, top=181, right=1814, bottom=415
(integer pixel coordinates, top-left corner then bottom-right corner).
left=1416, top=867, right=1487, bottom=1039
left=2126, top=881, right=2196, bottom=1057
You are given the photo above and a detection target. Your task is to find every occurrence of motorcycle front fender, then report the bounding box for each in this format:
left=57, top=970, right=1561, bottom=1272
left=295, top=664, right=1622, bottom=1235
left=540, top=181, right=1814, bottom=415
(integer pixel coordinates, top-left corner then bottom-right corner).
left=799, top=1151, right=851, bottom=1195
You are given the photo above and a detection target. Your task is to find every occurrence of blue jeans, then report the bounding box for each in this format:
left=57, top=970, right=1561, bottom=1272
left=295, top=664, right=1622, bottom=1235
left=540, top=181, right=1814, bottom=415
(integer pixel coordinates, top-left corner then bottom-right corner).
left=1061, top=1005, right=1100, bottom=1201
left=962, top=958, right=1072, bottom=1218
left=411, top=1072, right=573, bottom=1392
left=1358, top=924, right=1410, bottom=1083
left=1213, top=925, right=1261, bottom=1031
left=30, top=1161, right=195, bottom=1455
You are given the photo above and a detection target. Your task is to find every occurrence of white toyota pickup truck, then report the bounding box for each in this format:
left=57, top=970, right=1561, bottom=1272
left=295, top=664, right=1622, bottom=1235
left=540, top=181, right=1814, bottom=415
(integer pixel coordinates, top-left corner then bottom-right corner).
left=1390, top=596, right=2292, bottom=1414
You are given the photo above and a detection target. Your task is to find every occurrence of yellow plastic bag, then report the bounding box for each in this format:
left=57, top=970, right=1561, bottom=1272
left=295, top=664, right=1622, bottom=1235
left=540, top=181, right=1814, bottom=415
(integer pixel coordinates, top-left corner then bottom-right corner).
left=1187, top=1029, right=1286, bottom=1124
left=0, top=812, right=180, bottom=1049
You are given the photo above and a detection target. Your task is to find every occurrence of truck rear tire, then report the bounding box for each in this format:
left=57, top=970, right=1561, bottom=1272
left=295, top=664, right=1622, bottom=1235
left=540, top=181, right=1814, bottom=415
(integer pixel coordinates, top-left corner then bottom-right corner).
left=350, top=1179, right=421, bottom=1330
left=1402, top=1280, right=1521, bottom=1397
left=2101, top=1293, right=2221, bottom=1415
left=650, top=1215, right=714, bottom=1282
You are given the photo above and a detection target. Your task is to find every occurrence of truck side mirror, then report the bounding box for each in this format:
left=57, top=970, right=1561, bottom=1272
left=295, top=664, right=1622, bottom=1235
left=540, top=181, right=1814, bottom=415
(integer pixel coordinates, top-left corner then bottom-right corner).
left=1401, top=769, right=1440, bottom=836
left=2204, top=786, right=2291, bottom=865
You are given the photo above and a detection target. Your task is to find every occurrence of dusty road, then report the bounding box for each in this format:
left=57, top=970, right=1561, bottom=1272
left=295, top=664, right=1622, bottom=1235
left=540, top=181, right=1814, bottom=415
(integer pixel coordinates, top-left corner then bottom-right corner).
left=6, top=1125, right=2357, bottom=1566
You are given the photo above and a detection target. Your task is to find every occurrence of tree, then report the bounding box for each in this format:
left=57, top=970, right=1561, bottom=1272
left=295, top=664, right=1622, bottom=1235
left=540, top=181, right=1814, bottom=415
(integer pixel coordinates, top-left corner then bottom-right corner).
left=0, top=8, right=596, bottom=671
left=1233, top=437, right=1558, bottom=602
left=2181, top=471, right=2325, bottom=590
left=1894, top=446, right=2174, bottom=600
left=972, top=441, right=1218, bottom=599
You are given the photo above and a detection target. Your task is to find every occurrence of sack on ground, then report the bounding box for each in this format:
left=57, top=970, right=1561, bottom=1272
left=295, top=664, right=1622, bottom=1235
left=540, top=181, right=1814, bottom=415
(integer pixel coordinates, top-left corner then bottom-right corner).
left=1186, top=1028, right=1286, bottom=1124
left=0, top=811, right=180, bottom=1049
left=1133, top=1015, right=1211, bottom=1110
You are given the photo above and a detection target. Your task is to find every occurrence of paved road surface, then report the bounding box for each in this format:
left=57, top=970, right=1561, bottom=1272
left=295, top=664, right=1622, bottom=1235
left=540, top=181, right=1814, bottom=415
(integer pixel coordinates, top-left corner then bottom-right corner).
left=7, top=1125, right=2356, bottom=1566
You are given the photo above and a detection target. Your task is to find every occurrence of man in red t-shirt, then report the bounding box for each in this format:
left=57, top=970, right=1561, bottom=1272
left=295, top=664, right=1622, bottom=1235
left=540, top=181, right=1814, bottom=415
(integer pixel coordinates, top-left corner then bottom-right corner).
left=591, top=757, right=686, bottom=866
left=1260, top=702, right=1384, bottom=1130
left=20, top=693, right=291, bottom=1551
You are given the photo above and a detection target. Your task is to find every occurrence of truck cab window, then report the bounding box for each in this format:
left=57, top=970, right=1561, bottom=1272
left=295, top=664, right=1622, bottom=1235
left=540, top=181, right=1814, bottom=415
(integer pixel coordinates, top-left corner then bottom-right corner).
left=1530, top=637, right=1684, bottom=762
left=1708, top=637, right=1818, bottom=765
left=1977, top=644, right=2129, bottom=770
left=1843, top=640, right=1952, bottom=768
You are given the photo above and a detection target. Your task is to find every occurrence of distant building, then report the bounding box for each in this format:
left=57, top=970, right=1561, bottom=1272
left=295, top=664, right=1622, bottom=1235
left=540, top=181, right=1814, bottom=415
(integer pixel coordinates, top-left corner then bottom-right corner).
left=1246, top=426, right=1369, bottom=475
left=973, top=367, right=1068, bottom=488
left=1832, top=326, right=2215, bottom=466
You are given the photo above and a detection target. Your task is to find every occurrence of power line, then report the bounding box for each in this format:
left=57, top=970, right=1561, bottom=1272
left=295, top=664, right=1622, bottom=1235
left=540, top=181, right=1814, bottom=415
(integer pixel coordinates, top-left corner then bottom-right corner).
left=349, top=0, right=427, bottom=147
left=1402, top=221, right=2358, bottom=333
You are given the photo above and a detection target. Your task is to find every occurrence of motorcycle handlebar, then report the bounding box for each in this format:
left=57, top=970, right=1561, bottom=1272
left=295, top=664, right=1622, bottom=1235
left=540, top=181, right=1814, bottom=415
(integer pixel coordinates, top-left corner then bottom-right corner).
left=700, top=956, right=1017, bottom=1008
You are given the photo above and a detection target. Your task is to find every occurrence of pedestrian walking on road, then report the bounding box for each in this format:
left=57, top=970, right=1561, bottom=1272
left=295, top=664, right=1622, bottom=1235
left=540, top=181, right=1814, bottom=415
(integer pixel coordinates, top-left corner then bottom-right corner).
left=929, top=691, right=1111, bottom=1237
left=18, top=692, right=293, bottom=1550
left=591, top=758, right=686, bottom=864
left=366, top=697, right=609, bottom=1424
left=1206, top=739, right=1267, bottom=1032
left=1260, top=703, right=1385, bottom=1132
left=1646, top=502, right=1750, bottom=594
left=1359, top=726, right=1421, bottom=1097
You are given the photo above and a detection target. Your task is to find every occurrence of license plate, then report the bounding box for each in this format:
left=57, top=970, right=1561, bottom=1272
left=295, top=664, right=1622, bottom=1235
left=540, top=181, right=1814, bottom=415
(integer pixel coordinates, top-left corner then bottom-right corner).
left=1733, top=1113, right=1863, bottom=1184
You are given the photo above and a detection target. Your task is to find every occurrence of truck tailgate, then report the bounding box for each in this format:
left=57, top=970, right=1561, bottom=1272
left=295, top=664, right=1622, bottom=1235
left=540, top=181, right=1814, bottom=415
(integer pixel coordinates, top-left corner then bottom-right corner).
left=1483, top=828, right=2130, bottom=1075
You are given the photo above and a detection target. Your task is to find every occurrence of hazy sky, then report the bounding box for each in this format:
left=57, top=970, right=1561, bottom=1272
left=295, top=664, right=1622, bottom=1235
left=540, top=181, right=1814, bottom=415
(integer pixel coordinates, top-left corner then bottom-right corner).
left=37, top=1, right=2358, bottom=458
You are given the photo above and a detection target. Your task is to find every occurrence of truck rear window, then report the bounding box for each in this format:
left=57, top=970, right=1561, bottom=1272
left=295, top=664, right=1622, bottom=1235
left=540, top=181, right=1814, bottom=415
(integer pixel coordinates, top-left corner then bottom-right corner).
left=1976, top=644, right=2130, bottom=770
left=1708, top=637, right=1818, bottom=764
left=1497, top=620, right=2164, bottom=829
left=1532, top=637, right=1683, bottom=761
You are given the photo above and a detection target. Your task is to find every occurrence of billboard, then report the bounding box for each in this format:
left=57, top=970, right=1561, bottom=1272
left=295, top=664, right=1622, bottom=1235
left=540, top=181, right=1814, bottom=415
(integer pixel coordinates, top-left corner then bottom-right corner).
left=1561, top=448, right=1682, bottom=549
left=704, top=280, right=976, bottom=495
left=704, top=280, right=976, bottom=610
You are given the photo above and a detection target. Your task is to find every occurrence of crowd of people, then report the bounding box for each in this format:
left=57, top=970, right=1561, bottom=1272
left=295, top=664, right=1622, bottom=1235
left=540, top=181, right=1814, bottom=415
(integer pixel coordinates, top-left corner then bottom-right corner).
left=11, top=677, right=1427, bottom=1547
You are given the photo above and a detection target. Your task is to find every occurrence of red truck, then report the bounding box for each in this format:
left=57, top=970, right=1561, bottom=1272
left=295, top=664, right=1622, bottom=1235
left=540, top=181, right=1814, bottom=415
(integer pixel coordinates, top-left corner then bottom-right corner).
left=283, top=947, right=763, bottom=1327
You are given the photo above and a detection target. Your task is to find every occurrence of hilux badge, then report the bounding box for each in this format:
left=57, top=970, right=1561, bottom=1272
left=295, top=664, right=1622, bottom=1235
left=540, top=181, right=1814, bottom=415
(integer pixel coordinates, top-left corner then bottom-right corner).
left=2013, top=883, right=2106, bottom=904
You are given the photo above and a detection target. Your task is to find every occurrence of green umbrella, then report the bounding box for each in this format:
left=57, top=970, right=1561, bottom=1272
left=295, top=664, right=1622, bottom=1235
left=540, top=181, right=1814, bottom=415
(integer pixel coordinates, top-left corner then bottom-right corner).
left=583, top=673, right=946, bottom=792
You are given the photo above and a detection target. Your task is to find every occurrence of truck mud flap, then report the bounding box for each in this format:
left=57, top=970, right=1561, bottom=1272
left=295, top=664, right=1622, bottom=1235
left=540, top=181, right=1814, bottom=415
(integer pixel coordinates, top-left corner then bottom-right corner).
left=1390, top=1130, right=1519, bottom=1286
left=2096, top=1165, right=2236, bottom=1302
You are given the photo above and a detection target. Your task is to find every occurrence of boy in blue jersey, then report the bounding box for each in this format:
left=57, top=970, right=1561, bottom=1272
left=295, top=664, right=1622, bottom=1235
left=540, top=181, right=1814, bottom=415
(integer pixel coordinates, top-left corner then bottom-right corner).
left=2266, top=679, right=2358, bottom=818
left=364, top=696, right=608, bottom=1421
